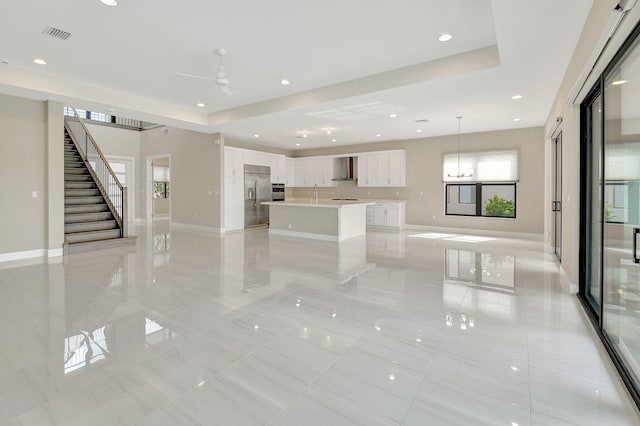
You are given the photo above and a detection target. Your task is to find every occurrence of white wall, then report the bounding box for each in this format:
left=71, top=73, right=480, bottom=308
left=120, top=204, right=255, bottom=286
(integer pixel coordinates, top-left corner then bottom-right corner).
left=140, top=127, right=222, bottom=229
left=0, top=94, right=54, bottom=255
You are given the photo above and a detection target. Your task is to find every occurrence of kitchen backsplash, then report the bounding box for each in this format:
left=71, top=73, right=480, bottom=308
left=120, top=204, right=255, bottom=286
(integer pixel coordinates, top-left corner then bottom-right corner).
left=289, top=180, right=406, bottom=200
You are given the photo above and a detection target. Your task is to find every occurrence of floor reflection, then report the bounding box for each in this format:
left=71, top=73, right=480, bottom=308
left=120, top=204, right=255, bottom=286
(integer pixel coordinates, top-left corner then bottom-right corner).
left=444, top=248, right=516, bottom=293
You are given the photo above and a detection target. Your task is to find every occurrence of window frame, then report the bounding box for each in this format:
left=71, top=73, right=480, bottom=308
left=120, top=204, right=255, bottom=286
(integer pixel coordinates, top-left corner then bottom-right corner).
left=445, top=182, right=517, bottom=219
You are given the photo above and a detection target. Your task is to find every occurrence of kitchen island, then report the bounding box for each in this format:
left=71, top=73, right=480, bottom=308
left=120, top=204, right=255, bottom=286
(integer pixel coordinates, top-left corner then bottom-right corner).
left=262, top=199, right=375, bottom=241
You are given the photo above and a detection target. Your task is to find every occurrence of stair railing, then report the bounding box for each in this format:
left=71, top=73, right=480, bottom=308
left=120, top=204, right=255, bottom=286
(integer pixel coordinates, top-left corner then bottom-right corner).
left=65, top=109, right=128, bottom=238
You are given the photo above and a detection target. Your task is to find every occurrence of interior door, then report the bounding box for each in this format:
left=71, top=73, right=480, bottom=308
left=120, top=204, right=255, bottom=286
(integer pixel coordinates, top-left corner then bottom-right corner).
left=553, top=132, right=563, bottom=261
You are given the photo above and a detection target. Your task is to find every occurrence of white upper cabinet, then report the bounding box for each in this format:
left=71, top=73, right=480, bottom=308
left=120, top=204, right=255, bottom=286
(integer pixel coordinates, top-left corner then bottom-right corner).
left=271, top=155, right=286, bottom=183
left=285, top=158, right=296, bottom=187
left=224, top=147, right=244, bottom=178
left=292, top=157, right=336, bottom=187
left=358, top=150, right=405, bottom=187
left=317, top=157, right=336, bottom=187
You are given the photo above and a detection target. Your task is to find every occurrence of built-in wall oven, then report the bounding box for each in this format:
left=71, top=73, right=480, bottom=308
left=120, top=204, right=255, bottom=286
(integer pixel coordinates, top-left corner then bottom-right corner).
left=272, top=183, right=285, bottom=202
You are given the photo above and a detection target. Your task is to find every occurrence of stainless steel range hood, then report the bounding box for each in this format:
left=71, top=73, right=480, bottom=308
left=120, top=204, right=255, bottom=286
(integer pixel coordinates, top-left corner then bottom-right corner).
left=332, top=156, right=358, bottom=181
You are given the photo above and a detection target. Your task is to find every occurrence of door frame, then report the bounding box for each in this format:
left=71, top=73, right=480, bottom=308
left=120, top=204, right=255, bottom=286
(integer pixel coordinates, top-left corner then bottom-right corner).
left=105, top=155, right=136, bottom=223
left=146, top=154, right=172, bottom=223
left=552, top=131, right=563, bottom=261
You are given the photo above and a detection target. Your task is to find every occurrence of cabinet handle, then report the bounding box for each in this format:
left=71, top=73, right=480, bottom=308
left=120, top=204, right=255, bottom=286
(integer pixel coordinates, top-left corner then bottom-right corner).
left=552, top=201, right=556, bottom=212
left=634, top=228, right=640, bottom=264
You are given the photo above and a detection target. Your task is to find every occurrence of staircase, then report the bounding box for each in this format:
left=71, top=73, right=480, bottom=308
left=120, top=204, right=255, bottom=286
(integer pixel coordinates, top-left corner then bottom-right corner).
left=64, top=127, right=134, bottom=254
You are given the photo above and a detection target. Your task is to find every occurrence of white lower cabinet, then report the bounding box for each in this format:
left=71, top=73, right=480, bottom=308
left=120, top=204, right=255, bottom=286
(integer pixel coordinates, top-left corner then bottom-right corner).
left=366, top=202, right=405, bottom=229
left=224, top=176, right=244, bottom=231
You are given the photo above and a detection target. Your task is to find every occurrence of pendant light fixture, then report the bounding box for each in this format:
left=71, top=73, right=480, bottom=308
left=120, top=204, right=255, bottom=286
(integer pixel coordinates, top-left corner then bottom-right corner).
left=448, top=116, right=474, bottom=178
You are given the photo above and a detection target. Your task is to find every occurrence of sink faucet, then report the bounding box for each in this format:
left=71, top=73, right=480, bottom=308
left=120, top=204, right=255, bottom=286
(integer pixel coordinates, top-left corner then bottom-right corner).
left=313, top=184, right=318, bottom=203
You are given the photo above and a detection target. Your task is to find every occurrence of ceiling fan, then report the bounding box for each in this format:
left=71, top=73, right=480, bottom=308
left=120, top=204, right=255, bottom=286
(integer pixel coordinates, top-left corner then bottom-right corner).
left=175, top=48, right=233, bottom=96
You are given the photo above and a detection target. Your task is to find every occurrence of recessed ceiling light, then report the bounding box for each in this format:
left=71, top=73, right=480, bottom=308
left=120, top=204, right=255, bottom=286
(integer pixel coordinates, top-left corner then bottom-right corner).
left=331, top=139, right=337, bottom=142
left=389, top=114, right=397, bottom=118
left=416, top=129, right=423, bottom=133
left=253, top=134, right=260, bottom=138
left=326, top=130, right=332, bottom=135
left=612, top=79, right=628, bottom=86
left=513, top=117, right=521, bottom=122
left=33, top=58, right=47, bottom=65
left=376, top=134, right=382, bottom=137
left=196, top=102, right=205, bottom=108
left=100, top=0, right=118, bottom=6
left=302, top=133, right=308, bottom=138
left=511, top=94, right=523, bottom=100
left=280, top=79, right=290, bottom=86
left=295, top=143, right=300, bottom=146
left=438, top=33, right=453, bottom=42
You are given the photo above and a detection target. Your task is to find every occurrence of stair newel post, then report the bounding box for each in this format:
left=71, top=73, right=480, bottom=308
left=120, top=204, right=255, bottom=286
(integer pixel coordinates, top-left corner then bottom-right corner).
left=122, top=187, right=128, bottom=238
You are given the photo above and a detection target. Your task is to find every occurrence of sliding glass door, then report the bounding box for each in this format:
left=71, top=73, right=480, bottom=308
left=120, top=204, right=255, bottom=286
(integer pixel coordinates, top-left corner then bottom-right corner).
left=584, top=93, right=603, bottom=312
left=581, top=23, right=640, bottom=404
left=601, top=40, right=640, bottom=389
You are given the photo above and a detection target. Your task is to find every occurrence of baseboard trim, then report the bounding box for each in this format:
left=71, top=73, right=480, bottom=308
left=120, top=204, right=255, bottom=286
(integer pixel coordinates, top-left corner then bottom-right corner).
left=171, top=222, right=222, bottom=233
left=559, top=264, right=578, bottom=293
left=221, top=226, right=245, bottom=234
left=48, top=248, right=63, bottom=258
left=269, top=229, right=339, bottom=242
left=0, top=249, right=45, bottom=263
left=404, top=224, right=544, bottom=241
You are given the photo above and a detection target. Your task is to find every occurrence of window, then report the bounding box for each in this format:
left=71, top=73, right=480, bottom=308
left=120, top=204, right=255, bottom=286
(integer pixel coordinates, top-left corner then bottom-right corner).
left=443, top=150, right=518, bottom=218
left=446, top=183, right=516, bottom=218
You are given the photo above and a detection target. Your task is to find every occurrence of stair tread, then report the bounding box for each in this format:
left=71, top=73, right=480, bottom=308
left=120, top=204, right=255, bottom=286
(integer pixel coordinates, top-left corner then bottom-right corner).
left=65, top=221, right=118, bottom=234
left=65, top=212, right=113, bottom=223
left=66, top=229, right=122, bottom=244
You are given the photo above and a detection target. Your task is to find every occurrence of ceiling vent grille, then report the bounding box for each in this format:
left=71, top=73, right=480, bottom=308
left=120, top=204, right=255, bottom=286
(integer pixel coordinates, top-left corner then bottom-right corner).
left=42, top=26, right=72, bottom=41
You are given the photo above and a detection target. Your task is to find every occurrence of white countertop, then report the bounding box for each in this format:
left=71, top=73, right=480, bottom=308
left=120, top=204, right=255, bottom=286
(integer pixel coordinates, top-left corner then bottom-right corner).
left=262, top=199, right=376, bottom=208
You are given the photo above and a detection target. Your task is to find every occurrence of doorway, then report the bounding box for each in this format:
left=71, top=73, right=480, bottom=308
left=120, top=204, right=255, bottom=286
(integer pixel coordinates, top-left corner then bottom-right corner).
left=106, top=156, right=136, bottom=223
left=552, top=132, right=563, bottom=261
left=146, top=155, right=171, bottom=222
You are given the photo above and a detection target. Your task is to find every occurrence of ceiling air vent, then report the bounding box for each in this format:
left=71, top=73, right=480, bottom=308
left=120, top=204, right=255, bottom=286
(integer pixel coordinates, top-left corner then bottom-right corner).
left=415, top=119, right=429, bottom=123
left=42, top=26, right=72, bottom=41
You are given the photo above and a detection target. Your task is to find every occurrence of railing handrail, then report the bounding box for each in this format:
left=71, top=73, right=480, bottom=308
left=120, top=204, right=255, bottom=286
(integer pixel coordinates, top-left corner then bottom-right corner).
left=64, top=108, right=127, bottom=237
left=68, top=109, right=124, bottom=192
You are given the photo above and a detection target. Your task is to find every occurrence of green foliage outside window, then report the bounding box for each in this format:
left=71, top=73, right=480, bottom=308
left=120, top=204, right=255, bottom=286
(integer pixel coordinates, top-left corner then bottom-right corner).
left=484, top=195, right=515, bottom=218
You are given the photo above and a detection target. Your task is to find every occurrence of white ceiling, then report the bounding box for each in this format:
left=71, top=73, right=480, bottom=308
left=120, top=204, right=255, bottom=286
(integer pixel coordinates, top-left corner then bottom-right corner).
left=0, top=0, right=593, bottom=150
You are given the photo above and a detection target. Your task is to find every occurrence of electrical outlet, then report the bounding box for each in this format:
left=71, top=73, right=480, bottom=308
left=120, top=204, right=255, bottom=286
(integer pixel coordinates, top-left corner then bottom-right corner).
left=207, top=190, right=213, bottom=195
left=420, top=191, right=424, bottom=196
left=432, top=215, right=436, bottom=220
left=31, top=191, right=38, bottom=198
left=288, top=224, right=292, bottom=230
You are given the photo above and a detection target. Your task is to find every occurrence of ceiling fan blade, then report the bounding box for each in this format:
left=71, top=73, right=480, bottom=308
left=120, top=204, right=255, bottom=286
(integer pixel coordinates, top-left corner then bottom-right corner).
left=174, top=71, right=215, bottom=81
left=219, top=85, right=233, bottom=96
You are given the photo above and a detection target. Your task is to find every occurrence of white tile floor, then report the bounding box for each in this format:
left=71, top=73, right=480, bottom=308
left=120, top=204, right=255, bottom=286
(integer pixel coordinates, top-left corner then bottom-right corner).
left=1, top=223, right=639, bottom=425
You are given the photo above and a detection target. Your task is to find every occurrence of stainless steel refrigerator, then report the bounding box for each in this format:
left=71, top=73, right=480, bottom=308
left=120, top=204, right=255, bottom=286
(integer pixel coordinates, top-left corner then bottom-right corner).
left=244, top=164, right=271, bottom=228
